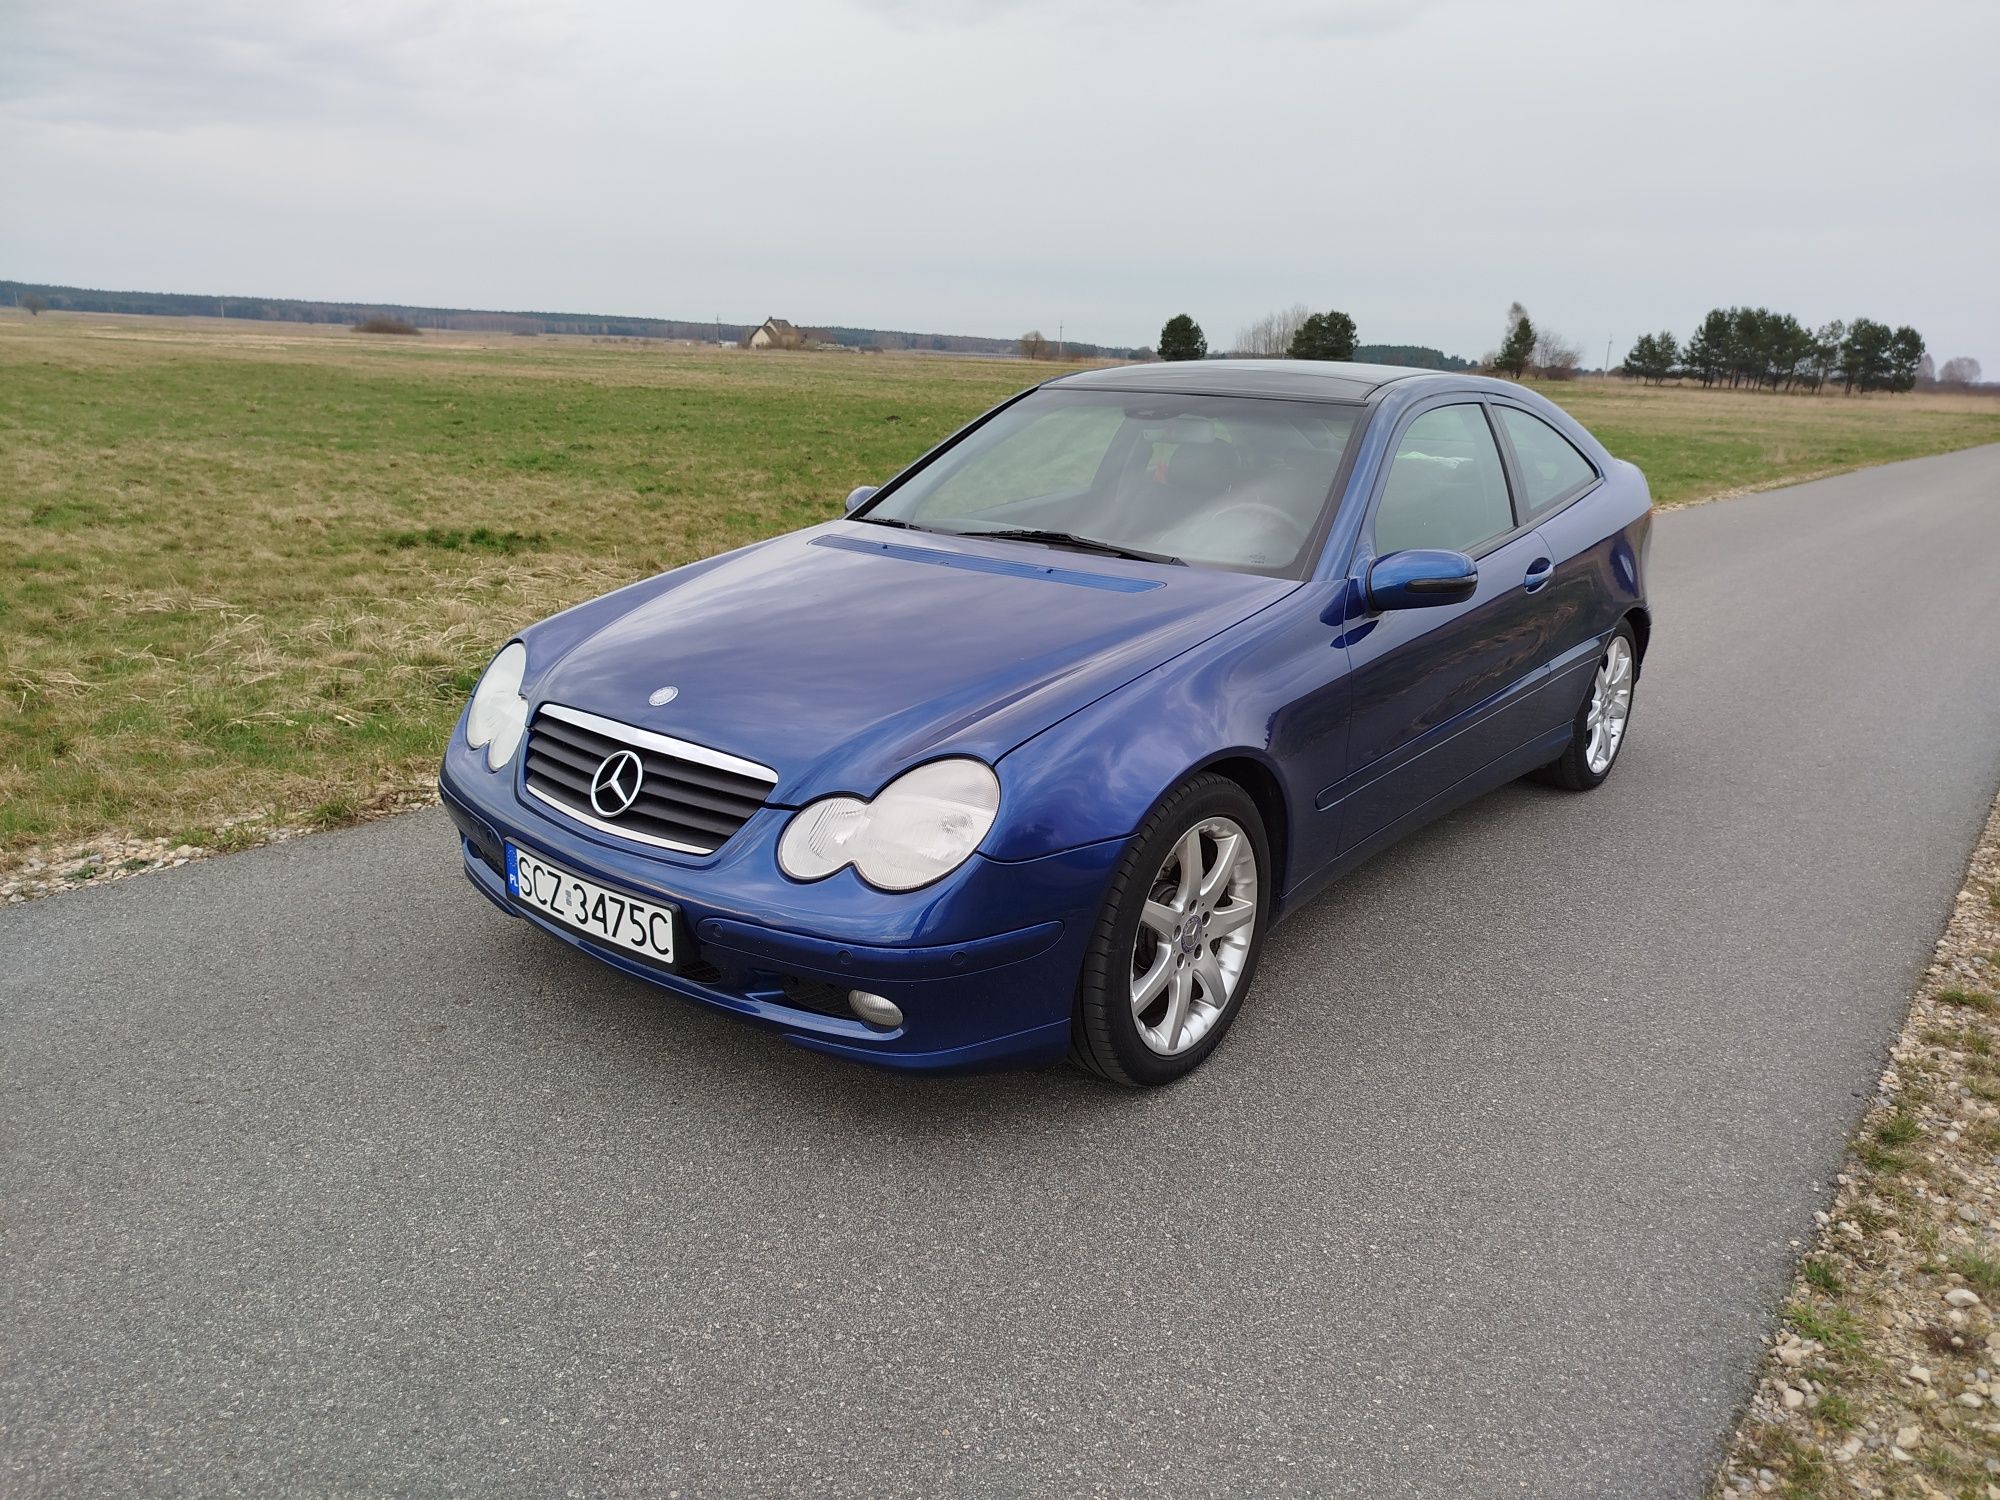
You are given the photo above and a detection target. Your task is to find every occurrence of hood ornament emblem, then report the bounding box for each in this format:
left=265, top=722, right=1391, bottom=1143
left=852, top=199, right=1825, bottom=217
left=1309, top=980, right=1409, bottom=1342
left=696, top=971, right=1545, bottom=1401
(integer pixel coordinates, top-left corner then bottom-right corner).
left=648, top=685, right=679, bottom=707
left=589, top=749, right=645, bottom=818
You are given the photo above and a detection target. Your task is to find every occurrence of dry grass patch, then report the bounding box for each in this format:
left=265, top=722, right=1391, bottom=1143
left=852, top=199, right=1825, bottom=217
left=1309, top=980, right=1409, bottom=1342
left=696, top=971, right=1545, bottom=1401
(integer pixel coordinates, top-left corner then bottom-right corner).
left=1522, top=377, right=2000, bottom=508
left=0, top=315, right=1046, bottom=867
left=3, top=311, right=1998, bottom=875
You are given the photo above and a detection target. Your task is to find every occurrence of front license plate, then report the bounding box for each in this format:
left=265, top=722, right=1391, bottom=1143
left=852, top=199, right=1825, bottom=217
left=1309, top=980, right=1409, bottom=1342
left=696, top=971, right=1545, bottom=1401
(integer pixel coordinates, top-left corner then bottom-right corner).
left=506, top=844, right=676, bottom=966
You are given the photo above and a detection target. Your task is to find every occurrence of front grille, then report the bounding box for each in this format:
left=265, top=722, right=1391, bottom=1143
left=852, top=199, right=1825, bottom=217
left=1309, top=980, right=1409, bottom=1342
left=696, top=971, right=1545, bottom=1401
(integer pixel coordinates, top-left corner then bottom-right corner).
left=523, top=704, right=778, bottom=856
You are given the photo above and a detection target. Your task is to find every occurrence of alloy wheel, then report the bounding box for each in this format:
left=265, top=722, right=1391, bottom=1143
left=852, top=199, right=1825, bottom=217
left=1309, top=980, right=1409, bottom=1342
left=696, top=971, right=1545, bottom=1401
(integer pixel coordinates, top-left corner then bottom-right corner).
left=1130, top=816, right=1259, bottom=1055
left=1585, top=635, right=1635, bottom=774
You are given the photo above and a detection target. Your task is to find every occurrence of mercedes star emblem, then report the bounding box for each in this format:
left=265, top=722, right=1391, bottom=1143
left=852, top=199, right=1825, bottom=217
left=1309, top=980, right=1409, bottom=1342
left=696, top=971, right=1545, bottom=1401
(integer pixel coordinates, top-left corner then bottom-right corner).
left=589, top=748, right=645, bottom=818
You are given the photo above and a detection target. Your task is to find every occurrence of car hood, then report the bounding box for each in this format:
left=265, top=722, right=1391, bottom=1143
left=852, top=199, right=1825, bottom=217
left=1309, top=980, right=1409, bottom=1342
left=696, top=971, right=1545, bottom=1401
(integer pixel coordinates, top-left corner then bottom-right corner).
left=527, top=521, right=1296, bottom=802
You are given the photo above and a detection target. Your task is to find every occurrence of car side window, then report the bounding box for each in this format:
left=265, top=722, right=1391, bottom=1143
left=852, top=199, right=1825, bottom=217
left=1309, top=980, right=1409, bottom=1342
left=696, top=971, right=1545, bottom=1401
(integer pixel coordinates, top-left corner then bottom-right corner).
left=1494, top=406, right=1597, bottom=517
left=1371, top=404, right=1514, bottom=556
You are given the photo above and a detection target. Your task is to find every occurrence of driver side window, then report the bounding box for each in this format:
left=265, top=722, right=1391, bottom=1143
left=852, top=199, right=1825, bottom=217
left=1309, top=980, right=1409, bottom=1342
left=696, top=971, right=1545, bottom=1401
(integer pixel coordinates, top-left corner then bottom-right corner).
left=1372, top=404, right=1515, bottom=556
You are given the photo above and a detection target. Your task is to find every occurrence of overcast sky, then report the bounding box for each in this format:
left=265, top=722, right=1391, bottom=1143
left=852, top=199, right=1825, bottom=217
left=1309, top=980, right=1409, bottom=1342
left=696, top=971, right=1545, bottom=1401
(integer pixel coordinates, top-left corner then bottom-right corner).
left=3, top=0, right=1995, bottom=366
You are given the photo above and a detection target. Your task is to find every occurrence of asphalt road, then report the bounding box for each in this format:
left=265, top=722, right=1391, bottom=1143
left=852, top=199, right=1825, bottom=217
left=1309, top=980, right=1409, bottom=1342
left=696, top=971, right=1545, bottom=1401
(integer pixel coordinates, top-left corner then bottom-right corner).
left=6, top=446, right=2000, bottom=1499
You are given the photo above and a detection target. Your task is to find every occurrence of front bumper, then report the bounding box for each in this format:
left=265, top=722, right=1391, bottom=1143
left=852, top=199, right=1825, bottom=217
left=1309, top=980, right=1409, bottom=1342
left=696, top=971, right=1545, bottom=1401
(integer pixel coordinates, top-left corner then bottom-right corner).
left=438, top=747, right=1123, bottom=1073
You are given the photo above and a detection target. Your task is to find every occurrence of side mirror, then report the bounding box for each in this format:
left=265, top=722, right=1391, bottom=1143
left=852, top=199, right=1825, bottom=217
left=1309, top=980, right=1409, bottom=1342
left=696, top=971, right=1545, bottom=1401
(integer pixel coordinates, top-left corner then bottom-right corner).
left=1367, top=549, right=1478, bottom=610
left=844, top=485, right=879, bottom=514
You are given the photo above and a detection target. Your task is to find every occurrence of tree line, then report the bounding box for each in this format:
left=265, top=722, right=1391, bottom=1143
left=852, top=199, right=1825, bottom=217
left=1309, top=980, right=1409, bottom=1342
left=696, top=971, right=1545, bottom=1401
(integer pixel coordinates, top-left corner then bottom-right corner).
left=2, top=279, right=753, bottom=341
left=1157, top=307, right=1358, bottom=363
left=1149, top=303, right=1511, bottom=372
left=1622, top=309, right=1933, bottom=394
left=5, top=280, right=1151, bottom=359
left=1486, top=303, right=1584, bottom=380
left=1155, top=308, right=1472, bottom=368
left=1016, top=330, right=1150, bottom=361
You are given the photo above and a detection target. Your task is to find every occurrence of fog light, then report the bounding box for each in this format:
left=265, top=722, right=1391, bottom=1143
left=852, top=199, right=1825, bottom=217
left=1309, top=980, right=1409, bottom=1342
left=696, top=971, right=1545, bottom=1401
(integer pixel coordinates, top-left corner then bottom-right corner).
left=848, top=990, right=903, bottom=1029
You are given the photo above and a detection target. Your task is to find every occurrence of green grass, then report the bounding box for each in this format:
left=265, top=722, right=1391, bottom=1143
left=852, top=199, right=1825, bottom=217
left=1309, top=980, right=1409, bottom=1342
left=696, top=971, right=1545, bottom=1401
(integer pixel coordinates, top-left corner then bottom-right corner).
left=0, top=316, right=1042, bottom=857
left=1784, top=1300, right=1866, bottom=1352
left=1951, top=1249, right=2000, bottom=1298
left=1855, top=1140, right=1910, bottom=1174
left=1763, top=1434, right=1834, bottom=1500
left=1876, top=1112, right=1922, bottom=1147
left=1517, top=376, right=2000, bottom=506
left=1936, top=987, right=1997, bottom=1014
left=4, top=310, right=1998, bottom=861
left=1810, top=1388, right=1858, bottom=1432
left=1859, top=1096, right=1964, bottom=1177
left=1920, top=1025, right=1991, bottom=1056
left=1800, top=1256, right=1844, bottom=1296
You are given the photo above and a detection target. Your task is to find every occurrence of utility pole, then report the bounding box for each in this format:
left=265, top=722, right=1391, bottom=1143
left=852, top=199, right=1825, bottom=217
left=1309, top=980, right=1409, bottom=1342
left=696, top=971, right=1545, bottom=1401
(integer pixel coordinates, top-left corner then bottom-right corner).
left=1604, top=335, right=1613, bottom=375
left=1057, top=323, right=1063, bottom=361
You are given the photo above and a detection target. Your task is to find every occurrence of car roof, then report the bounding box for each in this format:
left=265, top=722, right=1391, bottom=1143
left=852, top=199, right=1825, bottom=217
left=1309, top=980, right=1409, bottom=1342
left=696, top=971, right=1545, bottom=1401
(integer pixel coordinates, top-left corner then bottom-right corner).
left=1044, top=358, right=1451, bottom=402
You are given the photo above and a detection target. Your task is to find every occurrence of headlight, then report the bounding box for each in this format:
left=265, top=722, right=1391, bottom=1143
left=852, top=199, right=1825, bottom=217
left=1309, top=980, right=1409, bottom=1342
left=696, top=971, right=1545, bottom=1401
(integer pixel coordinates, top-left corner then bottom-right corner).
left=464, top=642, right=529, bottom=771
left=778, top=759, right=1000, bottom=892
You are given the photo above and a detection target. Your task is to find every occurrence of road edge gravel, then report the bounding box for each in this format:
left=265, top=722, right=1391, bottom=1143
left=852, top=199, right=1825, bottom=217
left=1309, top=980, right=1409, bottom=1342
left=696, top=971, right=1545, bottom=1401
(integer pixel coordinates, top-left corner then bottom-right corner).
left=1715, top=793, right=2000, bottom=1497
left=0, top=788, right=437, bottom=905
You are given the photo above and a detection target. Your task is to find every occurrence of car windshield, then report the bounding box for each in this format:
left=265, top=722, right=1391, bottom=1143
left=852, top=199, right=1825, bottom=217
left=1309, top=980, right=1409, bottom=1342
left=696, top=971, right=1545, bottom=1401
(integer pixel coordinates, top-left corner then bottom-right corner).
left=859, top=389, right=1362, bottom=576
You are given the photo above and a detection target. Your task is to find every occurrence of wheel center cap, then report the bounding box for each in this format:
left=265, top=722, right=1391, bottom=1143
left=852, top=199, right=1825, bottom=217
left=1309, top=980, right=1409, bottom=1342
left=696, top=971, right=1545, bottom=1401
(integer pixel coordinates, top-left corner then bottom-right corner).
left=1178, top=916, right=1203, bottom=954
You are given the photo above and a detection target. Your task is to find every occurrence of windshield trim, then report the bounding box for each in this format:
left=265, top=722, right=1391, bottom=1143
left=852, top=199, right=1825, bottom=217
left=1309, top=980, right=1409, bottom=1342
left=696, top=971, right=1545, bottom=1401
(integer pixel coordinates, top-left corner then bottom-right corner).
left=852, top=385, right=1372, bottom=582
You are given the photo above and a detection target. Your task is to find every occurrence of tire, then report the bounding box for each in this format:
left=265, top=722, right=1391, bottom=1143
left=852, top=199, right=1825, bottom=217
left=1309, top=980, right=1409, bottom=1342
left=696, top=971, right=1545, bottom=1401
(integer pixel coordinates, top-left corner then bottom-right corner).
left=1070, top=773, right=1271, bottom=1087
left=1535, top=623, right=1638, bottom=791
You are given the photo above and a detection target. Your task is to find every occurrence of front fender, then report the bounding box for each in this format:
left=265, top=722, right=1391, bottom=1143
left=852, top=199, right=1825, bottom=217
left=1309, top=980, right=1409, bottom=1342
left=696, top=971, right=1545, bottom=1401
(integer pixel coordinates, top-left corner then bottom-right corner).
left=987, top=582, right=1347, bottom=889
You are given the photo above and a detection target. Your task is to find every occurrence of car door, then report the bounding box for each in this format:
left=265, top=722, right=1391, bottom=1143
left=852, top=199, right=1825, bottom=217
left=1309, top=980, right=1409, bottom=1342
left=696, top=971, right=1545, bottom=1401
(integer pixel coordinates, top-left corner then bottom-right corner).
left=1329, top=400, right=1555, bottom=852
left=1488, top=400, right=1611, bottom=740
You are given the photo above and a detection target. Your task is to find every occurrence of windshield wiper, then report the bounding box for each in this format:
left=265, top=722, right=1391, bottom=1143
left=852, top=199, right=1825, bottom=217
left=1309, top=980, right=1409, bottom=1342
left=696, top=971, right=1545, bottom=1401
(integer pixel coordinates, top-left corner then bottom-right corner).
left=854, top=515, right=931, bottom=532
left=953, top=527, right=1185, bottom=566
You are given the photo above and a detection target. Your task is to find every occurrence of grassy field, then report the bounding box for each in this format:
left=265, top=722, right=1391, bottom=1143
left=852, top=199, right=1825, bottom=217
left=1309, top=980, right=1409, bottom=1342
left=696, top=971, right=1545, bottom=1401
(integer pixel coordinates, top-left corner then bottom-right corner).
left=1527, top=377, right=2000, bottom=507
left=3, top=309, right=1997, bottom=867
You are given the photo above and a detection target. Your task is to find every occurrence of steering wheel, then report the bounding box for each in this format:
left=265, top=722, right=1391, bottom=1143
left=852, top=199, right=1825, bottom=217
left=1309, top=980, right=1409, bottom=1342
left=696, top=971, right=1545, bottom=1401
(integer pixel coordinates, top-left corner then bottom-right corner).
left=1203, top=500, right=1306, bottom=539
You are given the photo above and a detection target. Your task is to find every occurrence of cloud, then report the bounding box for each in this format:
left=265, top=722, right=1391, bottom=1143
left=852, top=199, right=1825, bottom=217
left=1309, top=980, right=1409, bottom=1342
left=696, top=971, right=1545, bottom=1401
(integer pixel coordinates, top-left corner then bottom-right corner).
left=848, top=0, right=1431, bottom=35
left=0, top=0, right=1993, bottom=366
left=0, top=0, right=583, bottom=130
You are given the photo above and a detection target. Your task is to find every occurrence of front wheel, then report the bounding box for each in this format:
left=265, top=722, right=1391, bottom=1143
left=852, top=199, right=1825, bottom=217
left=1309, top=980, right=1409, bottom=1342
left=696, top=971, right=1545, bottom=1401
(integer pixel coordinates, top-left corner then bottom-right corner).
left=1536, top=624, right=1638, bottom=791
left=1070, top=774, right=1270, bottom=1086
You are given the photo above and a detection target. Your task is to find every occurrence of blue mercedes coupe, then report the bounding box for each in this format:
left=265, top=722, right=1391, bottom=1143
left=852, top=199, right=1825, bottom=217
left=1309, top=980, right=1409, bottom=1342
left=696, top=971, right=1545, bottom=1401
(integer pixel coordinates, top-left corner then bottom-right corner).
left=439, top=361, right=1652, bottom=1084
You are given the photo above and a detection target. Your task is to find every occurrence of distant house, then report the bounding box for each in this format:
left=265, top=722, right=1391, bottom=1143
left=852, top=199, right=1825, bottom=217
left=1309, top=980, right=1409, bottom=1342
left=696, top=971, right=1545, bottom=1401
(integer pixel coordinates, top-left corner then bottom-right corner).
left=745, top=317, right=801, bottom=350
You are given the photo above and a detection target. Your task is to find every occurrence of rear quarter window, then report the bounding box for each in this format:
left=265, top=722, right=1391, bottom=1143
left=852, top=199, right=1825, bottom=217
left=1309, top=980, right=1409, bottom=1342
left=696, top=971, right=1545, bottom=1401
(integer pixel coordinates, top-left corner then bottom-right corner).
left=1494, top=406, right=1598, bottom=517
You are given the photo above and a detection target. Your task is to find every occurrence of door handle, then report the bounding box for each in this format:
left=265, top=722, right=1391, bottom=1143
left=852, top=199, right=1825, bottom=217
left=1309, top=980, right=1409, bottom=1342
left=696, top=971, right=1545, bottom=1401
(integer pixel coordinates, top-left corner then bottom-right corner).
left=1523, top=556, right=1554, bottom=594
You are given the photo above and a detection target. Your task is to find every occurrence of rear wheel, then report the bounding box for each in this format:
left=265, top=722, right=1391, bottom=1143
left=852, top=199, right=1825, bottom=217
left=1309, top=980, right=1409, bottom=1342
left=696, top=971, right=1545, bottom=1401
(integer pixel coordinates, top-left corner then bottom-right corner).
left=1070, top=774, right=1270, bottom=1086
left=1536, top=624, right=1638, bottom=791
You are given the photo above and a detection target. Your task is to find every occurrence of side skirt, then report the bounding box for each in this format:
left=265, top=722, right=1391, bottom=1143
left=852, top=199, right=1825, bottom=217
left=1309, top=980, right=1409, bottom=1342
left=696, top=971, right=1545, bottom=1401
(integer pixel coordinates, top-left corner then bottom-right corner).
left=1272, top=722, right=1573, bottom=923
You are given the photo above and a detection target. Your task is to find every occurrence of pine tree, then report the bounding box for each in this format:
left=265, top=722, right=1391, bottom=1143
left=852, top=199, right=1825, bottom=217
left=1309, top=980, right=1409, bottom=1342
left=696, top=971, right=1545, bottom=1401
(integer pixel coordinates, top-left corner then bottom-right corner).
left=1158, top=314, right=1207, bottom=362
left=1682, top=310, right=1731, bottom=387
left=1622, top=331, right=1678, bottom=384
left=1621, top=333, right=1657, bottom=381
left=1840, top=319, right=1892, bottom=393
left=1288, top=309, right=1357, bottom=361
left=1887, top=326, right=1926, bottom=393
left=1493, top=303, right=1535, bottom=378
left=1807, top=321, right=1845, bottom=391
left=1653, top=329, right=1680, bottom=382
